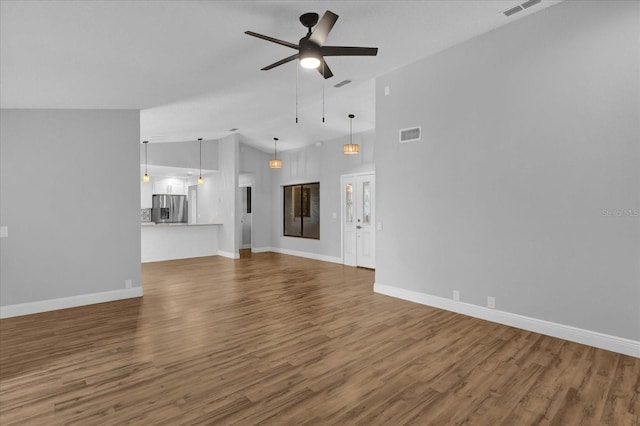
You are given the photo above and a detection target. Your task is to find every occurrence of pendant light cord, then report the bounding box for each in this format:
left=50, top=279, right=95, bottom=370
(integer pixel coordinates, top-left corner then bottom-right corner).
left=199, top=138, right=202, bottom=177
left=349, top=114, right=353, bottom=145
left=274, top=137, right=278, bottom=160
left=144, top=142, right=148, bottom=175
left=295, top=62, right=299, bottom=124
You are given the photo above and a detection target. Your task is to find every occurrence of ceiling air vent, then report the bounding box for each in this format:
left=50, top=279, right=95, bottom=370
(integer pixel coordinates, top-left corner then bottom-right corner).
left=504, top=5, right=523, bottom=16
left=333, top=79, right=352, bottom=88
left=522, top=0, right=542, bottom=9
left=399, top=127, right=421, bottom=144
left=504, top=0, right=541, bottom=17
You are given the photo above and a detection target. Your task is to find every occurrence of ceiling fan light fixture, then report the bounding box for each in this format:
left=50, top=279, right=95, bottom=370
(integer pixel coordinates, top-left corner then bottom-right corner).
left=300, top=56, right=321, bottom=69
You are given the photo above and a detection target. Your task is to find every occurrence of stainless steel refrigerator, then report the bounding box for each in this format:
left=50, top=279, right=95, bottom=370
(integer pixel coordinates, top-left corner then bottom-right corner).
left=151, top=194, right=188, bottom=223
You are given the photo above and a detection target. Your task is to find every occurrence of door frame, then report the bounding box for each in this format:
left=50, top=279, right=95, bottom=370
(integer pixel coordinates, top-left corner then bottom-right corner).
left=340, top=171, right=376, bottom=266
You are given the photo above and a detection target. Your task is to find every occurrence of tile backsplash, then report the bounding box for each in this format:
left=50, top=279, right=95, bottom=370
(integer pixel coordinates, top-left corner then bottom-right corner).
left=140, top=208, right=151, bottom=222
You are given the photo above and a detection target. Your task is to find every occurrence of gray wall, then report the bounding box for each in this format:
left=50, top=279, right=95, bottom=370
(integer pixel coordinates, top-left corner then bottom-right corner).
left=239, top=143, right=273, bottom=250
left=375, top=0, right=639, bottom=340
left=0, top=109, right=142, bottom=305
left=270, top=130, right=375, bottom=259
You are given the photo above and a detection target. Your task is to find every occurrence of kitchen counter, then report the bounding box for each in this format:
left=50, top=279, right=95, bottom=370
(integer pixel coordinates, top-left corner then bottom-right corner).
left=141, top=222, right=222, bottom=262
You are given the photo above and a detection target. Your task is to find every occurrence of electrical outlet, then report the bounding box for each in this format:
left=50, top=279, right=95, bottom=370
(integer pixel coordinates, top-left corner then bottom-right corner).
left=487, top=296, right=496, bottom=309
left=0, top=226, right=7, bottom=238
left=453, top=290, right=460, bottom=301
left=125, top=279, right=132, bottom=289
left=384, top=86, right=390, bottom=96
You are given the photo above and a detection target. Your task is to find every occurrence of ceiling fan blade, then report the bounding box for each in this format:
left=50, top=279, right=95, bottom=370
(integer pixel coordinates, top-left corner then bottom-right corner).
left=317, top=59, right=334, bottom=79
left=245, top=31, right=299, bottom=50
left=261, top=54, right=299, bottom=71
left=321, top=46, right=378, bottom=56
left=308, top=10, right=338, bottom=46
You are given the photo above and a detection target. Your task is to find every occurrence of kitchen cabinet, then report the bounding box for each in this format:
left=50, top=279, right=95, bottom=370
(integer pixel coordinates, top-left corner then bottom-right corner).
left=153, top=178, right=186, bottom=195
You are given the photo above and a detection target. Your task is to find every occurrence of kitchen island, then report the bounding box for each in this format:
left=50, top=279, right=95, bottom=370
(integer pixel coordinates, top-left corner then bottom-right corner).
left=141, top=223, right=222, bottom=263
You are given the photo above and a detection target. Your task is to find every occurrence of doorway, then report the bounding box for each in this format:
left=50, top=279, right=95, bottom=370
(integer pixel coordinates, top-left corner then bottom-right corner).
left=240, top=186, right=252, bottom=249
left=341, top=173, right=375, bottom=268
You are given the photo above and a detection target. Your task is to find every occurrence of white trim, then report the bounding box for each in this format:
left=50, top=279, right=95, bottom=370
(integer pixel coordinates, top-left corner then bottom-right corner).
left=217, top=250, right=240, bottom=259
left=251, top=247, right=272, bottom=253
left=241, top=243, right=252, bottom=249
left=0, top=287, right=144, bottom=319
left=269, top=247, right=342, bottom=264
left=374, top=283, right=640, bottom=358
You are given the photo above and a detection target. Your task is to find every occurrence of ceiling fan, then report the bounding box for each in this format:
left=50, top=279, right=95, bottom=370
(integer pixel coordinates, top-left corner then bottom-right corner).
left=245, top=10, right=378, bottom=79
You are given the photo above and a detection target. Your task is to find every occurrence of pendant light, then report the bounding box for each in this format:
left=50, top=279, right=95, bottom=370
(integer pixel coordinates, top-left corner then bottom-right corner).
left=343, top=114, right=359, bottom=154
left=142, top=140, right=150, bottom=183
left=197, top=138, right=204, bottom=185
left=269, top=137, right=282, bottom=169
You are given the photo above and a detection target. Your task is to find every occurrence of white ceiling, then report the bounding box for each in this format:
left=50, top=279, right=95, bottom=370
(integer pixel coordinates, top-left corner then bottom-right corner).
left=1, top=0, right=562, bottom=153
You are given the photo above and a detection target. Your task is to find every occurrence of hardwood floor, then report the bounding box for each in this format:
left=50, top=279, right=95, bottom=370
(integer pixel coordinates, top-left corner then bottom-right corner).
left=1, top=253, right=638, bottom=425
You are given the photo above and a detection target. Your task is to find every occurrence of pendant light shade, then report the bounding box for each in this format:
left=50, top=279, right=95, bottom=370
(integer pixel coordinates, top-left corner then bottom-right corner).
left=343, top=114, right=359, bottom=154
left=142, top=140, right=150, bottom=183
left=197, top=138, right=204, bottom=185
left=269, top=137, right=282, bottom=169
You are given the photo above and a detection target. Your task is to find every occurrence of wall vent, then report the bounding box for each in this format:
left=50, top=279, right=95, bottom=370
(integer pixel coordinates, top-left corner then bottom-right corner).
left=333, top=79, right=352, bottom=88
left=399, top=127, right=421, bottom=144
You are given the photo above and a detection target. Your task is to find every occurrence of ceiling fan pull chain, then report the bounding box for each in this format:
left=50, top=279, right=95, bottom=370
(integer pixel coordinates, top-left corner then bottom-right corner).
left=322, top=61, right=325, bottom=123
left=296, top=62, right=299, bottom=124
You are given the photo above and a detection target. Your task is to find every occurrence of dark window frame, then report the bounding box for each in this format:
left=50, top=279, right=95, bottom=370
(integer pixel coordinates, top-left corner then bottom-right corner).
left=283, top=182, right=320, bottom=239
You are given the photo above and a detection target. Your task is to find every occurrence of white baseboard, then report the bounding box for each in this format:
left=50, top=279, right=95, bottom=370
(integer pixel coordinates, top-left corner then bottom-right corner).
left=0, top=287, right=144, bottom=319
left=269, top=247, right=342, bottom=264
left=217, top=250, right=240, bottom=259
left=251, top=247, right=272, bottom=253
left=241, top=243, right=251, bottom=249
left=374, top=283, right=640, bottom=358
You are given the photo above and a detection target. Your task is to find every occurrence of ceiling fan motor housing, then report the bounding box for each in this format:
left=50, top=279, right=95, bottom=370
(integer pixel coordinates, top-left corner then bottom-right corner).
left=299, top=37, right=322, bottom=64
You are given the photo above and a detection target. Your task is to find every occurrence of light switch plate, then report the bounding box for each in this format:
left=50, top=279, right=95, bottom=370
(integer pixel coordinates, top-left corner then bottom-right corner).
left=376, top=222, right=383, bottom=231
left=0, top=226, right=7, bottom=238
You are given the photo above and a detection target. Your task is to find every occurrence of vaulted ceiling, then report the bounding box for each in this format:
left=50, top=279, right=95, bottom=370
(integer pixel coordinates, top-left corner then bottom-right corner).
left=0, top=1, right=562, bottom=152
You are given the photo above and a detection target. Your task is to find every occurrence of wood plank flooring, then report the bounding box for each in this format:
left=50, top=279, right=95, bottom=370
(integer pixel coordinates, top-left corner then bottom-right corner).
left=1, top=253, right=638, bottom=425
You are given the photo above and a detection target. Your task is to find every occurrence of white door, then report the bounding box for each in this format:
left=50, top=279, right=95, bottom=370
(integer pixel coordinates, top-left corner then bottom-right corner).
left=342, top=173, right=375, bottom=268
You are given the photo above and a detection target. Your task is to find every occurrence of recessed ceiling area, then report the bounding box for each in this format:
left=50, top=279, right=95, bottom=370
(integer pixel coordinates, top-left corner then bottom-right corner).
left=0, top=1, right=563, bottom=152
